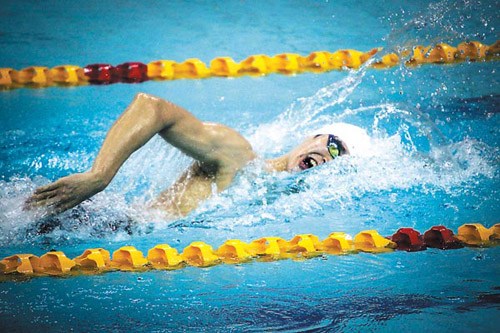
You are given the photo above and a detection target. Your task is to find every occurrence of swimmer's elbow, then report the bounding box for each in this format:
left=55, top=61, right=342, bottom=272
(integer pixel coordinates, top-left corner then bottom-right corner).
left=134, top=92, right=164, bottom=112
left=135, top=92, right=159, bottom=103
left=133, top=93, right=173, bottom=128
left=133, top=93, right=204, bottom=143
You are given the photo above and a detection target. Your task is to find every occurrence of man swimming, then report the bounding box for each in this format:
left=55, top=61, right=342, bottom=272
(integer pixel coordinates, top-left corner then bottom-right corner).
left=26, top=93, right=349, bottom=217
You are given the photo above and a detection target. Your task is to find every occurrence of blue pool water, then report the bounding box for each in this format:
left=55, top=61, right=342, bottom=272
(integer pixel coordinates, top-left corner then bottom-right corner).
left=0, top=0, right=499, bottom=332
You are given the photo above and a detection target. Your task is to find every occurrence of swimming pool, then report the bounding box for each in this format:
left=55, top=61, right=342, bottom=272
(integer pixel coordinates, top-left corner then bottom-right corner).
left=1, top=0, right=499, bottom=331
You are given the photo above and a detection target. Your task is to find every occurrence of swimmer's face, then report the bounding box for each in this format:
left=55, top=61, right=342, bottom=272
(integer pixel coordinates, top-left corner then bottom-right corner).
left=286, top=134, right=348, bottom=172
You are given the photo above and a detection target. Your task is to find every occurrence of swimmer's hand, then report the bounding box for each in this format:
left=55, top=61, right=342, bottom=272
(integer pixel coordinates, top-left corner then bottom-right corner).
left=25, top=172, right=106, bottom=214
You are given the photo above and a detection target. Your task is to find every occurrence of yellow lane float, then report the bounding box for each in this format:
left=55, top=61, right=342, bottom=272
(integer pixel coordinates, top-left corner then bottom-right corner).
left=322, top=232, right=354, bottom=254
left=210, top=57, right=240, bottom=77
left=74, top=248, right=111, bottom=270
left=216, top=240, right=253, bottom=263
left=147, top=244, right=184, bottom=269
left=111, top=246, right=148, bottom=271
left=457, top=223, right=494, bottom=246
left=182, top=241, right=220, bottom=267
left=353, top=230, right=397, bottom=253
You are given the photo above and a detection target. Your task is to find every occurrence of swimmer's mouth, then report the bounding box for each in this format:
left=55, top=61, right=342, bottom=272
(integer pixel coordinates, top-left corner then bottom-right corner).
left=299, top=156, right=318, bottom=170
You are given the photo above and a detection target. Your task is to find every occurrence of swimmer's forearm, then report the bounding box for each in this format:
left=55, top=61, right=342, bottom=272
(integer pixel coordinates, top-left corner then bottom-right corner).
left=90, top=93, right=193, bottom=186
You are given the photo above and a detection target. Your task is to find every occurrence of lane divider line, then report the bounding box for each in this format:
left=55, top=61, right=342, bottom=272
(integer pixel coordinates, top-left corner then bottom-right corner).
left=1, top=223, right=498, bottom=279
left=0, top=40, right=498, bottom=90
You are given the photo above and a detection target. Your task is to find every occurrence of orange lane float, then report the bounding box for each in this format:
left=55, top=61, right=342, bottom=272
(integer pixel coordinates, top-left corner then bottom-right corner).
left=37, top=251, right=76, bottom=275
left=354, top=230, right=397, bottom=253
left=1, top=40, right=498, bottom=90
left=271, top=53, right=302, bottom=74
left=1, top=223, right=497, bottom=279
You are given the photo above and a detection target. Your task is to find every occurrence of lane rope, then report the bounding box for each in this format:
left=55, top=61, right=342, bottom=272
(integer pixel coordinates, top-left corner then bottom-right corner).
left=0, top=40, right=498, bottom=90
left=1, top=223, right=498, bottom=279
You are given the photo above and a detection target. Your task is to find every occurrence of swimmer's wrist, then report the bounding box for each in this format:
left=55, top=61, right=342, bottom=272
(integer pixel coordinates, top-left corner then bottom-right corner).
left=89, top=170, right=110, bottom=192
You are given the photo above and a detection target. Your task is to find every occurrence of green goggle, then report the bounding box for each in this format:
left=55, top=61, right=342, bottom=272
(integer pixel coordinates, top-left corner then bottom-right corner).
left=327, top=134, right=347, bottom=159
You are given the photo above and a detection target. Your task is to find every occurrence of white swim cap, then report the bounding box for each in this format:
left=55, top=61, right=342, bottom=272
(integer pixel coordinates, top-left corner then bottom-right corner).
left=312, top=123, right=372, bottom=156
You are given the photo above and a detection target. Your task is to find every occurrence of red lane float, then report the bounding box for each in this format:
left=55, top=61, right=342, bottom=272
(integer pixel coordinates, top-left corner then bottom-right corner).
left=423, top=226, right=463, bottom=250
left=83, top=64, right=118, bottom=84
left=115, top=62, right=149, bottom=83
left=390, top=228, right=427, bottom=252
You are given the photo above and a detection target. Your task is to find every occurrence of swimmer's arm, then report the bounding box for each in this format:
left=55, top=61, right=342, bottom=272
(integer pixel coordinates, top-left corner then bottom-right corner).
left=91, top=92, right=253, bottom=184
left=26, top=93, right=171, bottom=212
left=27, top=93, right=252, bottom=213
left=36, top=92, right=207, bottom=188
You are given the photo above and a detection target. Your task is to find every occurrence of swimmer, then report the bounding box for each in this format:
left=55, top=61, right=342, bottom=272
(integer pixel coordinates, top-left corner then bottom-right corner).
left=25, top=93, right=349, bottom=216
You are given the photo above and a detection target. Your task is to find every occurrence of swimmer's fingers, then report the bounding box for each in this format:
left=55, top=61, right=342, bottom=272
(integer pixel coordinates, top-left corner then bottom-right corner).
left=25, top=188, right=59, bottom=204
left=28, top=195, right=81, bottom=216
left=25, top=177, right=77, bottom=208
left=27, top=194, right=65, bottom=209
left=24, top=186, right=63, bottom=211
left=25, top=172, right=102, bottom=213
left=25, top=187, right=73, bottom=211
left=24, top=180, right=63, bottom=208
left=24, top=193, right=53, bottom=212
left=34, top=181, right=61, bottom=195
